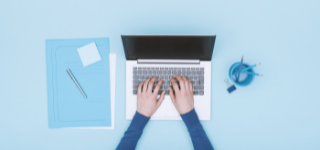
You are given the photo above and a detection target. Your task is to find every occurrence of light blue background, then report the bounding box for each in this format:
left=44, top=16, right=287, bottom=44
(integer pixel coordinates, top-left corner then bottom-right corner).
left=1, top=0, right=319, bottom=150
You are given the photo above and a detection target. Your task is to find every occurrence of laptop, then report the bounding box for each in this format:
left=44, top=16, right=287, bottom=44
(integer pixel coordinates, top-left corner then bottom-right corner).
left=122, top=35, right=216, bottom=120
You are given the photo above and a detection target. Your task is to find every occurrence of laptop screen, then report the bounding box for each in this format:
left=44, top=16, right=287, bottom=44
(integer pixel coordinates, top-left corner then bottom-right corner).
left=121, top=35, right=216, bottom=61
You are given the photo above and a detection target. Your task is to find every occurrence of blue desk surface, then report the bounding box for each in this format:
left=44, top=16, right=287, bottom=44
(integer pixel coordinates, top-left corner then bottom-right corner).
left=1, top=0, right=320, bottom=150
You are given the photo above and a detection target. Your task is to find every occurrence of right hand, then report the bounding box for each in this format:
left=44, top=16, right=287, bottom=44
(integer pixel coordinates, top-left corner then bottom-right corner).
left=169, top=75, right=194, bottom=114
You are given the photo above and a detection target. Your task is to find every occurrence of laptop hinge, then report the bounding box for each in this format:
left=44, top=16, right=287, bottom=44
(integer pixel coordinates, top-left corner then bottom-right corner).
left=137, top=59, right=200, bottom=64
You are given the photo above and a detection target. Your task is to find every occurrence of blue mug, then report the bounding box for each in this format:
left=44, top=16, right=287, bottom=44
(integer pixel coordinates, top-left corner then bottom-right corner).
left=229, top=62, right=255, bottom=86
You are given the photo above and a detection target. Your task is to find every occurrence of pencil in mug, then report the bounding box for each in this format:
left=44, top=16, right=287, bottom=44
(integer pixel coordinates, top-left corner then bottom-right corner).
left=240, top=63, right=260, bottom=72
left=233, top=71, right=263, bottom=77
left=236, top=56, right=244, bottom=83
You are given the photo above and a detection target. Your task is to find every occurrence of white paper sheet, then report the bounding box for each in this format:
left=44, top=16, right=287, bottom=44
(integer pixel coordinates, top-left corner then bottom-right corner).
left=71, top=53, right=116, bottom=129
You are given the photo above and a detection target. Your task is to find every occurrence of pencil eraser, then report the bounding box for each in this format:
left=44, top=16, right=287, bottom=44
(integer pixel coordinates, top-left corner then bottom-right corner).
left=227, top=85, right=236, bottom=93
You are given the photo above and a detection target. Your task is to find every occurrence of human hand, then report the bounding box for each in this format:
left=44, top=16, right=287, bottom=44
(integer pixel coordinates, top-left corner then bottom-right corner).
left=169, top=75, right=194, bottom=114
left=137, top=77, right=166, bottom=117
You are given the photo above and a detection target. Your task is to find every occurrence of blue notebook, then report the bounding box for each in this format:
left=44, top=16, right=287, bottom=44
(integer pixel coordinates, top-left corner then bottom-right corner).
left=46, top=38, right=111, bottom=128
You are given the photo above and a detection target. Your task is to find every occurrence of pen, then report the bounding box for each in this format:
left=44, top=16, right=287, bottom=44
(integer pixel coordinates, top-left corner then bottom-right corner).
left=236, top=56, right=244, bottom=83
left=67, top=69, right=87, bottom=99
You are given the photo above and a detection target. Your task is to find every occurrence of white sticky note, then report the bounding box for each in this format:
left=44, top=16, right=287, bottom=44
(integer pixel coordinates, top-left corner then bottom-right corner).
left=77, top=42, right=102, bottom=67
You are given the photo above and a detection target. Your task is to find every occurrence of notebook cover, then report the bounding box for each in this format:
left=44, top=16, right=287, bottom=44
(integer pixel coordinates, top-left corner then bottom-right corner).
left=46, top=38, right=111, bottom=128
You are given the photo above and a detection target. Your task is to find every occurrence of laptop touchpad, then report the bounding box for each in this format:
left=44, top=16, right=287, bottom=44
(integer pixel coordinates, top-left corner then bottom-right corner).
left=164, top=97, right=180, bottom=118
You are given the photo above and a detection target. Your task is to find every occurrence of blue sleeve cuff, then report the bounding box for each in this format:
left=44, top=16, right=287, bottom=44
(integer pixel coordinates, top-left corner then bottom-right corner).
left=129, top=111, right=150, bottom=131
left=180, top=109, right=200, bottom=129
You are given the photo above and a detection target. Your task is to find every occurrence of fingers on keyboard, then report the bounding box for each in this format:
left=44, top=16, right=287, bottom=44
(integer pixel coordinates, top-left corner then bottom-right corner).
left=133, top=67, right=204, bottom=95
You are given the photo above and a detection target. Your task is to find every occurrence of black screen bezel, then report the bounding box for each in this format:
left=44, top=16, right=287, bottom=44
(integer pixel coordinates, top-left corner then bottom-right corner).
left=121, top=35, right=216, bottom=61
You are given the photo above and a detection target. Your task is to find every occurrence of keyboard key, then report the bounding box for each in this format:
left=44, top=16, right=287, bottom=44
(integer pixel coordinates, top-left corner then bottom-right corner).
left=199, top=91, right=204, bottom=95
left=200, top=68, right=204, bottom=71
left=163, top=81, right=171, bottom=85
left=191, top=68, right=196, bottom=71
left=199, top=76, right=204, bottom=80
left=133, top=85, right=139, bottom=89
left=133, top=70, right=137, bottom=74
left=153, top=70, right=158, bottom=75
left=133, top=90, right=138, bottom=94
left=193, top=80, right=199, bottom=85
left=143, top=70, right=148, bottom=74
left=193, top=91, right=198, bottom=95
left=133, top=80, right=141, bottom=85
left=192, top=71, right=197, bottom=75
left=138, top=67, right=143, bottom=70
left=197, top=71, right=204, bottom=75
left=138, top=70, right=142, bottom=74
left=165, top=90, right=169, bottom=95
left=164, top=75, right=169, bottom=80
left=182, top=71, right=187, bottom=75
left=133, top=75, right=139, bottom=80
left=182, top=68, right=186, bottom=71
left=194, top=85, right=204, bottom=90
left=199, top=79, right=204, bottom=85
left=163, top=85, right=169, bottom=90
left=172, top=70, right=177, bottom=75
left=194, top=76, right=198, bottom=80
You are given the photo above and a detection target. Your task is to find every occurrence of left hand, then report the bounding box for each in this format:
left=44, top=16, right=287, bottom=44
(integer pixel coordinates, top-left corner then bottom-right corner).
left=137, top=77, right=166, bottom=117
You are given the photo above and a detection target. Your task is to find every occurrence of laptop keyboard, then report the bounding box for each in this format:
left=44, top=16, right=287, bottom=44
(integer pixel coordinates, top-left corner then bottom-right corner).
left=132, top=67, right=204, bottom=96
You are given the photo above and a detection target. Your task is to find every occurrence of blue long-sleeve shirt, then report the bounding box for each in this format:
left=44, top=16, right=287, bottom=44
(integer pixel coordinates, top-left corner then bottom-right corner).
left=116, top=109, right=214, bottom=150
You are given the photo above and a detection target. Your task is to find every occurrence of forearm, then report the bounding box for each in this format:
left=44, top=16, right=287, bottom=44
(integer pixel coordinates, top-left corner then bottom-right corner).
left=116, top=111, right=150, bottom=150
left=181, top=109, right=214, bottom=150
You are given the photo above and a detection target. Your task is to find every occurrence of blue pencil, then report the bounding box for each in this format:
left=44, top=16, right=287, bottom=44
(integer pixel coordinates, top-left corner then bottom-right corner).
left=233, top=71, right=263, bottom=77
left=236, top=56, right=244, bottom=83
left=241, top=63, right=260, bottom=72
left=242, top=71, right=263, bottom=76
